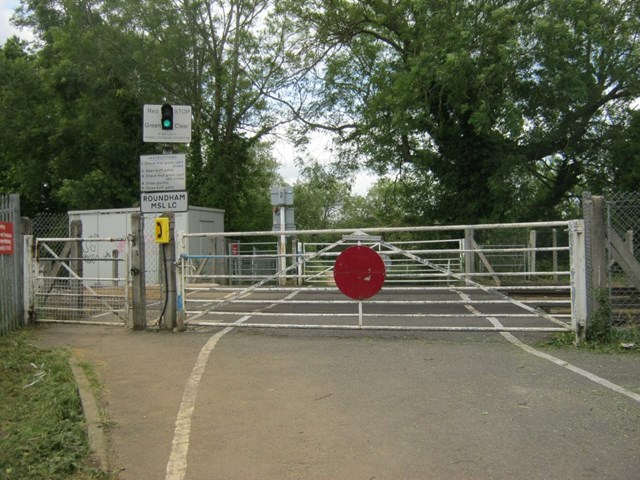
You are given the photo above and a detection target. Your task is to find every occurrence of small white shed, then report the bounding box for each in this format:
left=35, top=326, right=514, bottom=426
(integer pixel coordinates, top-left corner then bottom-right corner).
left=68, top=207, right=224, bottom=284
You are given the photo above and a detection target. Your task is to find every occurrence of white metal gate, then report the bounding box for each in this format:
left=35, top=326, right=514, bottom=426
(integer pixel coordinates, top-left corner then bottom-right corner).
left=31, top=235, right=130, bottom=324
left=177, top=221, right=585, bottom=337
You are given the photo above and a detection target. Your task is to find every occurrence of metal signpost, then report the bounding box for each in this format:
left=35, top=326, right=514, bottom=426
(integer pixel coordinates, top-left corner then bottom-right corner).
left=141, top=103, right=192, bottom=331
left=271, top=186, right=295, bottom=285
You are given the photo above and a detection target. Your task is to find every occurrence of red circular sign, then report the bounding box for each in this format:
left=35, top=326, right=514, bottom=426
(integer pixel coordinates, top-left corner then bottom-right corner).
left=333, top=246, right=386, bottom=300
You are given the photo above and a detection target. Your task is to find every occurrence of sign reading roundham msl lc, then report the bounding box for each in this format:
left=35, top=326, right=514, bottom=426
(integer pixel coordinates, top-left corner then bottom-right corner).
left=141, top=191, right=188, bottom=213
left=0, top=221, right=14, bottom=255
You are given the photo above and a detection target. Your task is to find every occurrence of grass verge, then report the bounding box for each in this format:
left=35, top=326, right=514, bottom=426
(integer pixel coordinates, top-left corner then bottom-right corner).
left=539, top=325, right=640, bottom=353
left=0, top=329, right=116, bottom=480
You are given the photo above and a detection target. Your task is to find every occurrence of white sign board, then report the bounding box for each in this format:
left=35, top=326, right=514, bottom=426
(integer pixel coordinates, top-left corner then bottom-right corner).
left=140, top=154, right=186, bottom=192
left=140, top=191, right=189, bottom=213
left=143, top=104, right=192, bottom=143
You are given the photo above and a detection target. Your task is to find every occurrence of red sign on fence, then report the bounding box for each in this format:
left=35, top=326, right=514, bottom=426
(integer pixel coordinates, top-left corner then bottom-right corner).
left=333, top=245, right=386, bottom=300
left=0, top=221, right=14, bottom=255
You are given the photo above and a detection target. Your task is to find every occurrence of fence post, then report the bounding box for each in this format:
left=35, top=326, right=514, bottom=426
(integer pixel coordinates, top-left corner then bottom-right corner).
left=585, top=195, right=608, bottom=334
left=464, top=229, right=474, bottom=280
left=21, top=217, right=33, bottom=325
left=162, top=213, right=177, bottom=330
left=69, top=220, right=83, bottom=319
left=552, top=228, right=558, bottom=282
left=215, top=237, right=227, bottom=285
left=176, top=231, right=186, bottom=332
left=112, top=249, right=119, bottom=286
left=528, top=230, right=537, bottom=279
left=570, top=220, right=587, bottom=343
left=130, top=212, right=146, bottom=330
left=1, top=194, right=24, bottom=334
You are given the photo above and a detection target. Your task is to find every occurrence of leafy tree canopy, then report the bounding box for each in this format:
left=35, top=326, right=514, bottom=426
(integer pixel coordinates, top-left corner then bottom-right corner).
left=2, top=0, right=640, bottom=228
left=288, top=0, right=640, bottom=223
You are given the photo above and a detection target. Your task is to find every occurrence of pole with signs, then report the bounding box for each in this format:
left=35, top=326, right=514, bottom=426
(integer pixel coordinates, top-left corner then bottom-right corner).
left=141, top=103, right=191, bottom=331
left=271, top=186, right=295, bottom=286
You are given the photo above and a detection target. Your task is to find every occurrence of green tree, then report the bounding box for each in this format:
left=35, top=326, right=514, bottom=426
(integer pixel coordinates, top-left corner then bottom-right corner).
left=291, top=0, right=640, bottom=223
left=8, top=0, right=146, bottom=215
left=0, top=37, right=59, bottom=215
left=586, top=110, right=640, bottom=194
left=293, top=160, right=351, bottom=231
left=5, top=0, right=303, bottom=229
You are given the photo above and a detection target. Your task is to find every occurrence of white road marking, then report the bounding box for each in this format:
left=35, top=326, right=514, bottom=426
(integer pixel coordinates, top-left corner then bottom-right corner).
left=165, top=291, right=300, bottom=480
left=455, top=289, right=640, bottom=404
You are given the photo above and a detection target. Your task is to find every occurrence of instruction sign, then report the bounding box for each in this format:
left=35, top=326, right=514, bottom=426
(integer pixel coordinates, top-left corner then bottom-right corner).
left=0, top=221, right=14, bottom=255
left=140, top=154, right=186, bottom=192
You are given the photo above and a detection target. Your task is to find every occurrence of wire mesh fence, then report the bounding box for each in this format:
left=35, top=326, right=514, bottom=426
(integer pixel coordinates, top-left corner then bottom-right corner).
left=607, top=191, right=640, bottom=326
left=142, top=214, right=163, bottom=323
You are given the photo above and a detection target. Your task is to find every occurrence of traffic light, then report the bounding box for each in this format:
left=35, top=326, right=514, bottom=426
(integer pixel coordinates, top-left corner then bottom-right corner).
left=161, top=104, right=173, bottom=130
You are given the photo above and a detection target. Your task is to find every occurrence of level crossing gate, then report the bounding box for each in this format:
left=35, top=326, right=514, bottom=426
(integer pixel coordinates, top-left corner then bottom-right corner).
left=29, top=230, right=131, bottom=325
left=177, top=221, right=586, bottom=338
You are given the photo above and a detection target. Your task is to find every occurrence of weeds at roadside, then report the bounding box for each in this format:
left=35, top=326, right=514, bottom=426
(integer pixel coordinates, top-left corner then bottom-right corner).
left=0, top=329, right=117, bottom=480
left=538, top=326, right=640, bottom=353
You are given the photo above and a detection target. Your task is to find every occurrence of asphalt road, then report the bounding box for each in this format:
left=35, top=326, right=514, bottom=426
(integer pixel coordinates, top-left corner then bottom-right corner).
left=35, top=323, right=640, bottom=480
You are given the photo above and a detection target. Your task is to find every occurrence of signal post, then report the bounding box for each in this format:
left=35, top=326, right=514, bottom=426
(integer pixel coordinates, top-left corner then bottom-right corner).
left=141, top=103, right=191, bottom=331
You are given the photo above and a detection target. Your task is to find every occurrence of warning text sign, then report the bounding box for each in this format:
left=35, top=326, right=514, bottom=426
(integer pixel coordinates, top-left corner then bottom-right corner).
left=0, top=221, right=14, bottom=255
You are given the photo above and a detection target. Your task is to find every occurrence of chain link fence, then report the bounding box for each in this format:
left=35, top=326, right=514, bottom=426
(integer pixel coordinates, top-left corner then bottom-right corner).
left=141, top=214, right=162, bottom=323
left=607, top=191, right=640, bottom=326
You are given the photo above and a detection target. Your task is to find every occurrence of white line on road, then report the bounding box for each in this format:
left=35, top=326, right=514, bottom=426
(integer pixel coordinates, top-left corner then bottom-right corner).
left=165, top=291, right=300, bottom=480
left=455, top=289, right=640, bottom=404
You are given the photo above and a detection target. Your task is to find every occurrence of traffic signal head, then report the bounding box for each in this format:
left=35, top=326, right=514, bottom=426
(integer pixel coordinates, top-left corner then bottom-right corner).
left=161, top=104, right=173, bottom=130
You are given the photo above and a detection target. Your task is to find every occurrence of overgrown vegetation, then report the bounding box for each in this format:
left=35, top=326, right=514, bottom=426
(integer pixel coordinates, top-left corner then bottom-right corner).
left=540, top=327, right=640, bottom=353
left=0, top=330, right=115, bottom=480
left=540, top=289, right=640, bottom=353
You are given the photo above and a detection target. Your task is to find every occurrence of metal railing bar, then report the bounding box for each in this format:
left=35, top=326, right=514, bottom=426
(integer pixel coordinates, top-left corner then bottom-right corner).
left=185, top=322, right=572, bottom=332
left=183, top=309, right=571, bottom=320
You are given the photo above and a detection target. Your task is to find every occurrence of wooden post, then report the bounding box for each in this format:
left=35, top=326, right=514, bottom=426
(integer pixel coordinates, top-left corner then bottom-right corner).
left=130, top=212, right=146, bottom=330
left=464, top=229, right=474, bottom=280
left=162, top=212, right=177, bottom=330
left=69, top=220, right=83, bottom=319
left=589, top=196, right=608, bottom=318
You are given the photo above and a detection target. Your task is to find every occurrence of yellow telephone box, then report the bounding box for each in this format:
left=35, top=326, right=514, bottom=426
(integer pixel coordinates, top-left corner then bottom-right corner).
left=155, top=217, right=170, bottom=243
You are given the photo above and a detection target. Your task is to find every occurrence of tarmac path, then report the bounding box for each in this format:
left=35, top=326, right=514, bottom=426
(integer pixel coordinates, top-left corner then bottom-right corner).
left=35, top=324, right=640, bottom=480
